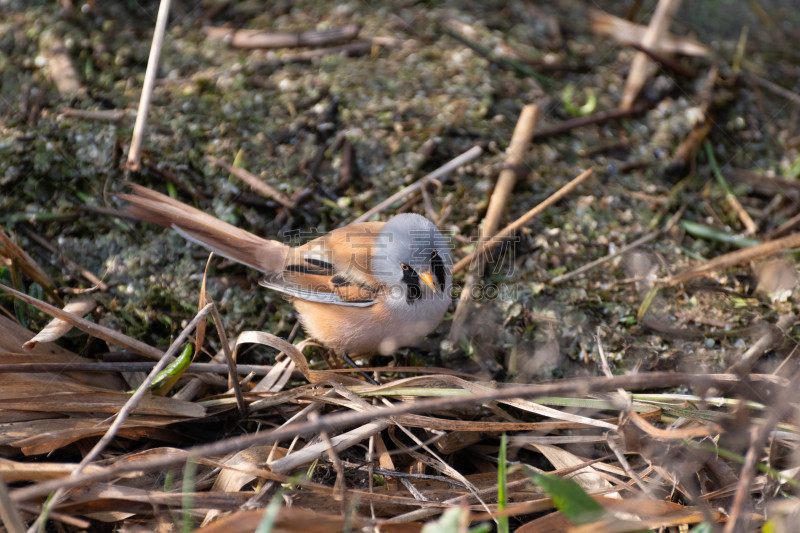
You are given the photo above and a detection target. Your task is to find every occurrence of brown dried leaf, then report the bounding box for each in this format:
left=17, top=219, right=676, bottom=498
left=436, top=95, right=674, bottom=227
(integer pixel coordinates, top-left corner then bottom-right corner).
left=529, top=443, right=618, bottom=498
left=210, top=446, right=280, bottom=493
left=56, top=483, right=248, bottom=520
left=0, top=390, right=205, bottom=417
left=23, top=295, right=96, bottom=349
left=194, top=506, right=357, bottom=533
left=664, top=232, right=800, bottom=285
left=3, top=418, right=188, bottom=455
left=234, top=330, right=360, bottom=385
left=202, top=445, right=288, bottom=526
left=0, top=315, right=127, bottom=393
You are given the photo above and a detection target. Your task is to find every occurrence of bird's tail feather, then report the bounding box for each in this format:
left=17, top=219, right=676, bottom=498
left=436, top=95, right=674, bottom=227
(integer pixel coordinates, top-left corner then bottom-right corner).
left=117, top=183, right=287, bottom=274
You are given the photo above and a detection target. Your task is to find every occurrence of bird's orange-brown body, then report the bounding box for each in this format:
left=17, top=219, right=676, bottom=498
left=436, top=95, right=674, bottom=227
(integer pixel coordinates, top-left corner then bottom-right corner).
left=119, top=185, right=452, bottom=355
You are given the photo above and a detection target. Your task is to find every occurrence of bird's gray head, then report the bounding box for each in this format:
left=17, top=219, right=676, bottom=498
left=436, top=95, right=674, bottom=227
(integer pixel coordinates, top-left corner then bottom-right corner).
left=371, top=213, right=453, bottom=304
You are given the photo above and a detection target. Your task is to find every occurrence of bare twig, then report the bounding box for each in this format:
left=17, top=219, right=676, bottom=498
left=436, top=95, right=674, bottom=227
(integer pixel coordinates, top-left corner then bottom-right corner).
left=209, top=299, right=248, bottom=418
left=207, top=155, right=295, bottom=209
left=621, top=0, right=684, bottom=110
left=551, top=231, right=659, bottom=285
left=261, top=41, right=376, bottom=64
left=0, top=226, right=61, bottom=304
left=203, top=24, right=360, bottom=49
left=724, top=363, right=800, bottom=532
left=21, top=226, right=109, bottom=291
left=550, top=207, right=684, bottom=284
left=704, top=141, right=757, bottom=234
left=532, top=105, right=651, bottom=140
left=767, top=210, right=800, bottom=240
left=725, top=313, right=797, bottom=376
left=482, top=105, right=540, bottom=240
left=670, top=121, right=712, bottom=171
left=126, top=0, right=171, bottom=171
left=589, top=7, right=709, bottom=57
left=310, top=412, right=347, bottom=501
left=351, top=145, right=482, bottom=223
left=450, top=105, right=539, bottom=340
left=0, top=477, right=25, bottom=533
left=453, top=168, right=594, bottom=274
left=443, top=22, right=551, bottom=84
left=58, top=108, right=129, bottom=121
left=663, top=232, right=800, bottom=286
left=625, top=40, right=696, bottom=78
left=748, top=72, right=800, bottom=107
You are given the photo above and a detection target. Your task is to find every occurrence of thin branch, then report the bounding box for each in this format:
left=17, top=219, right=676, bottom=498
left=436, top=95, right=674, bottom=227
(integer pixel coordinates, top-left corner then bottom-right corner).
left=351, top=145, right=482, bottom=223
left=532, top=104, right=651, bottom=140
left=126, top=0, right=172, bottom=171
left=209, top=299, right=248, bottom=418
left=207, top=155, right=296, bottom=209
left=481, top=105, right=540, bottom=240
left=453, top=168, right=593, bottom=274
left=723, top=361, right=800, bottom=532
left=0, top=477, right=26, bottom=533
left=550, top=207, right=684, bottom=284
left=725, top=313, right=797, bottom=376
left=450, top=105, right=539, bottom=340
left=203, top=24, right=359, bottom=49
left=662, top=232, right=800, bottom=285
left=58, top=108, right=129, bottom=121
left=21, top=226, right=109, bottom=291
left=748, top=71, right=800, bottom=107
left=625, top=40, right=696, bottom=78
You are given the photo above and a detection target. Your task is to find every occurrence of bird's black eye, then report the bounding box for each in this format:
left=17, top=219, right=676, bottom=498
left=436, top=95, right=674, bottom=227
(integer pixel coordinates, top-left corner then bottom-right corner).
left=431, top=250, right=438, bottom=258
left=402, top=263, right=410, bottom=271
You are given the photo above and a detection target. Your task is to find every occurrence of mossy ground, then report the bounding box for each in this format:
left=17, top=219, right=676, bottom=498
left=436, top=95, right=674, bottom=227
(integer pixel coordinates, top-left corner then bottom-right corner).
left=2, top=0, right=799, bottom=379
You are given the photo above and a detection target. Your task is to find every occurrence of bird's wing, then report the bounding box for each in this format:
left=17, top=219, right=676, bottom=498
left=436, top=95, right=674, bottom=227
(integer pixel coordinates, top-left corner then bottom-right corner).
left=119, top=184, right=384, bottom=307
left=265, top=222, right=385, bottom=307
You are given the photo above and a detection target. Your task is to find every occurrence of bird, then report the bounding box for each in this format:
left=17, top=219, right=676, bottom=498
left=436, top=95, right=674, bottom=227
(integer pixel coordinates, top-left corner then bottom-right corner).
left=117, top=184, right=453, bottom=356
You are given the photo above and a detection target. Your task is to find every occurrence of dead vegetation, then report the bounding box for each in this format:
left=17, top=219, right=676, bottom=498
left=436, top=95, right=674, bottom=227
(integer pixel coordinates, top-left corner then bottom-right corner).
left=2, top=0, right=800, bottom=531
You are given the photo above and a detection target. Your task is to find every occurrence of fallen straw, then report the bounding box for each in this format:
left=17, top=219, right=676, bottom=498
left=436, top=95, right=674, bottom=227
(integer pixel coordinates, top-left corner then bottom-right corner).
left=453, top=168, right=594, bottom=274
left=449, top=105, right=539, bottom=340
left=126, top=0, right=171, bottom=171
left=481, top=105, right=540, bottom=241
left=351, top=145, right=482, bottom=224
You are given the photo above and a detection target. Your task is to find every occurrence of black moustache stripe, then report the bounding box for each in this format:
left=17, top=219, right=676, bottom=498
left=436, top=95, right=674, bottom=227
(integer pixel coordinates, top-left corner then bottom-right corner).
left=402, top=264, right=421, bottom=304
left=432, top=253, right=446, bottom=290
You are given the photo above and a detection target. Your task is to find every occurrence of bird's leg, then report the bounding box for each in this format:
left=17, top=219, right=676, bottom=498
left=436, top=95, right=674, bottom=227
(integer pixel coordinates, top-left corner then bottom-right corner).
left=339, top=351, right=380, bottom=385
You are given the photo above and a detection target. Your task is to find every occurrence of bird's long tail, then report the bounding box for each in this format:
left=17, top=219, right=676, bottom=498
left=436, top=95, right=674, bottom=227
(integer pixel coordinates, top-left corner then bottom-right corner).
left=117, top=183, right=288, bottom=274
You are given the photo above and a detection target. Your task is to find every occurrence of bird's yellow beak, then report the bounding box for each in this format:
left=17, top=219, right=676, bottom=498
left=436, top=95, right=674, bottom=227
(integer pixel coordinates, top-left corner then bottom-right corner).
left=419, top=271, right=437, bottom=293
